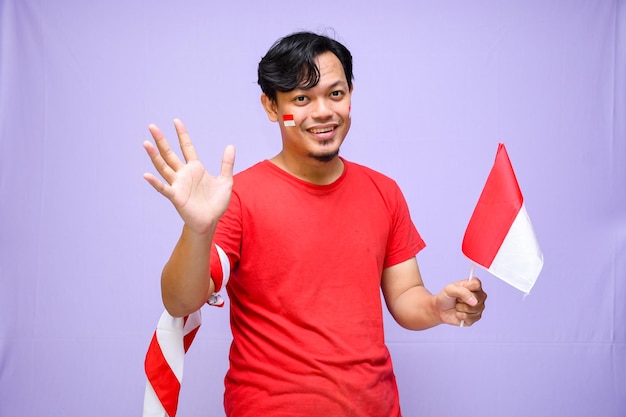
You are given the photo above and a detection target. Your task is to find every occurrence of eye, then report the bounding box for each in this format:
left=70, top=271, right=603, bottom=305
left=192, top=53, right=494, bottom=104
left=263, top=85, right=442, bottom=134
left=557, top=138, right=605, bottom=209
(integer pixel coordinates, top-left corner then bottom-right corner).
left=330, top=90, right=345, bottom=99
left=294, top=95, right=309, bottom=104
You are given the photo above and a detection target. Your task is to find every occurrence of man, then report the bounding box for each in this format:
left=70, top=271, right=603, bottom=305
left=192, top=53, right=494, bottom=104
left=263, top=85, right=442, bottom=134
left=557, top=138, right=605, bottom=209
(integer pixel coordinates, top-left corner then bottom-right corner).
left=143, top=31, right=486, bottom=417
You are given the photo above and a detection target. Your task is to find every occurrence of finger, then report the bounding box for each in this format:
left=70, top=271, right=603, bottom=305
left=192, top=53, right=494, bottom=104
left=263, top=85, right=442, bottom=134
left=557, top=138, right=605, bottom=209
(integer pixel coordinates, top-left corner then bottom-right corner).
left=461, top=277, right=487, bottom=302
left=462, top=276, right=483, bottom=291
left=463, top=278, right=488, bottom=306
left=142, top=172, right=175, bottom=200
left=220, top=145, right=236, bottom=178
left=445, top=284, right=478, bottom=307
left=455, top=301, right=475, bottom=314
left=143, top=140, right=176, bottom=184
left=149, top=123, right=184, bottom=171
left=173, top=118, right=199, bottom=163
left=457, top=309, right=483, bottom=327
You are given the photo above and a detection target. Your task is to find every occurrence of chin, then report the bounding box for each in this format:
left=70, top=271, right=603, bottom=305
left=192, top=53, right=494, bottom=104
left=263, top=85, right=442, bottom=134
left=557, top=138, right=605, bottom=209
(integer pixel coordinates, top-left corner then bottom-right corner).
left=309, top=150, right=339, bottom=163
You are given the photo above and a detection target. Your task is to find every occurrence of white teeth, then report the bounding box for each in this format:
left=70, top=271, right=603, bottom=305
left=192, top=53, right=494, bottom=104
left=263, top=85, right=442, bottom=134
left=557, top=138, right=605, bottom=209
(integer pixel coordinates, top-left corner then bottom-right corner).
left=310, top=127, right=334, bottom=134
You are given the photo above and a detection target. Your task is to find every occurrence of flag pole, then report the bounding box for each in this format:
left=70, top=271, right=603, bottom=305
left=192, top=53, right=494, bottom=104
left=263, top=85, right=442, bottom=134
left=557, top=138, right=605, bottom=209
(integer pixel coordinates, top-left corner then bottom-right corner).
left=460, top=263, right=475, bottom=328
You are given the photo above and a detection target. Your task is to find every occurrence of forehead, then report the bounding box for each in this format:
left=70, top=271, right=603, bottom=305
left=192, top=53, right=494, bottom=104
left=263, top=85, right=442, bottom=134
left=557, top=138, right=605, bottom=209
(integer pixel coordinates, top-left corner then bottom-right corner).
left=315, top=52, right=343, bottom=74
left=307, top=52, right=348, bottom=89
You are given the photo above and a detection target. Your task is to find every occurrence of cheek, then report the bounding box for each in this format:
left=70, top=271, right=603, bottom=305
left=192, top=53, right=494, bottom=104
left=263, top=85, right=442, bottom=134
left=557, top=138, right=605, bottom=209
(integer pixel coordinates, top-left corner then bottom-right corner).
left=342, top=116, right=352, bottom=133
left=339, top=103, right=352, bottom=124
left=279, top=106, right=306, bottom=126
left=339, top=100, right=352, bottom=119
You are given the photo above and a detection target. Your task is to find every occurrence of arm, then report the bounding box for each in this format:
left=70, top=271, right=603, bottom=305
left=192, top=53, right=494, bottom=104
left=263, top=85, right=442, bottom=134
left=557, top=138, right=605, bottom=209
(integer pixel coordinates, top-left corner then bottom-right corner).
left=381, top=257, right=487, bottom=330
left=143, top=119, right=235, bottom=317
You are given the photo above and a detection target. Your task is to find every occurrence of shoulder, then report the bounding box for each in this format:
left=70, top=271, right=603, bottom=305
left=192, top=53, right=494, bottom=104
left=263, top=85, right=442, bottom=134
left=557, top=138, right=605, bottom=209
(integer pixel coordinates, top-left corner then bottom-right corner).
left=343, top=159, right=400, bottom=191
left=233, top=160, right=268, bottom=178
left=341, top=159, right=414, bottom=219
left=232, top=161, right=274, bottom=188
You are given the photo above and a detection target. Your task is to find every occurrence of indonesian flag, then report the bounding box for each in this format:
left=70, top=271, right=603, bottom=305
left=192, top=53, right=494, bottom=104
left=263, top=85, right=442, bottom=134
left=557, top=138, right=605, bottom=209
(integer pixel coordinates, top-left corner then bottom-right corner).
left=282, top=114, right=296, bottom=127
left=462, top=143, right=543, bottom=294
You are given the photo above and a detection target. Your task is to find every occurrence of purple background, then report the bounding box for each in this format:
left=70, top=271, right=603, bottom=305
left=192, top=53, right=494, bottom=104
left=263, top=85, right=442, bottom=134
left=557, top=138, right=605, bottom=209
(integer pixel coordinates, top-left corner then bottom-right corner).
left=1, top=0, right=625, bottom=416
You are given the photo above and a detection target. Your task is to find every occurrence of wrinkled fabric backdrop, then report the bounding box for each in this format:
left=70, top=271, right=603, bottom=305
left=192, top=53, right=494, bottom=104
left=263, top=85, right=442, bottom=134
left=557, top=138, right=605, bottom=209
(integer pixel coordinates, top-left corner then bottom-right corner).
left=1, top=0, right=624, bottom=416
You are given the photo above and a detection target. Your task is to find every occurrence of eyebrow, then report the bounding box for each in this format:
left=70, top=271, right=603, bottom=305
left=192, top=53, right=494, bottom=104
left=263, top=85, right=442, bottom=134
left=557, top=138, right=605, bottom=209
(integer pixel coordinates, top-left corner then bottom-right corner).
left=296, top=79, right=348, bottom=92
left=326, top=80, right=348, bottom=90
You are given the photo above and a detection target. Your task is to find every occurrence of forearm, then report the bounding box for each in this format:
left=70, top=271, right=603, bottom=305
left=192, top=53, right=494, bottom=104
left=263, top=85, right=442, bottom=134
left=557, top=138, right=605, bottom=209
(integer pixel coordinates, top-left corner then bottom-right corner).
left=161, top=224, right=217, bottom=317
left=388, top=285, right=443, bottom=331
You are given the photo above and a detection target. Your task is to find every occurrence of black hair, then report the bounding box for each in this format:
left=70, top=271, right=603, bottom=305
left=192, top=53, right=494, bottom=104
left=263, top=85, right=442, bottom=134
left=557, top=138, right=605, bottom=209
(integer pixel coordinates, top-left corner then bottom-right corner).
left=257, top=31, right=354, bottom=102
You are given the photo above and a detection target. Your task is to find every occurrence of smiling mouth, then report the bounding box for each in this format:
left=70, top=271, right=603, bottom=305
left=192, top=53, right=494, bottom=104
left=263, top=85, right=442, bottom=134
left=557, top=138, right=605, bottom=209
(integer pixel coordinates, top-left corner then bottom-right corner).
left=308, top=126, right=336, bottom=134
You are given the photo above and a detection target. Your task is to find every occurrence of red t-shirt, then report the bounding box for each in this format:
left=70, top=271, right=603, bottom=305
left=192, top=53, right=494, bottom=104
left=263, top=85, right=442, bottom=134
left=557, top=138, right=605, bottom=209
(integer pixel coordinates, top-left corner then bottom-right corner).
left=211, top=158, right=425, bottom=416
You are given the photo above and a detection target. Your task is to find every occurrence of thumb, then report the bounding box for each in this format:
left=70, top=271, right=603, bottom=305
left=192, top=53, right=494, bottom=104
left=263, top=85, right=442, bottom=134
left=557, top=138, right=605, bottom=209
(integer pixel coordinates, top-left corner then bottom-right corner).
left=221, top=145, right=236, bottom=178
left=446, top=281, right=478, bottom=306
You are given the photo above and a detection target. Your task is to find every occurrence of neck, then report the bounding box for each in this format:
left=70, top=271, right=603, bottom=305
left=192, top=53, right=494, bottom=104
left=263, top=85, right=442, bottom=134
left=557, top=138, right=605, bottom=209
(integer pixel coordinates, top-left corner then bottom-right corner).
left=270, top=152, right=344, bottom=185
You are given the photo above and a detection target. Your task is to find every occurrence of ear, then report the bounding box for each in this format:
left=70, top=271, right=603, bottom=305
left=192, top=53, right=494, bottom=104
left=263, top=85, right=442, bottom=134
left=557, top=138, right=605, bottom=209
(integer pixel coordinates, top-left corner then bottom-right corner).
left=260, top=94, right=279, bottom=122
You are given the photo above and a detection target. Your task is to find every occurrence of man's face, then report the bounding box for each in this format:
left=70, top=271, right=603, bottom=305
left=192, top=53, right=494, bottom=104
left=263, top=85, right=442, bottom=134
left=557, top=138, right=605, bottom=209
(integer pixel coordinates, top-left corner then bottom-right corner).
left=262, top=52, right=352, bottom=164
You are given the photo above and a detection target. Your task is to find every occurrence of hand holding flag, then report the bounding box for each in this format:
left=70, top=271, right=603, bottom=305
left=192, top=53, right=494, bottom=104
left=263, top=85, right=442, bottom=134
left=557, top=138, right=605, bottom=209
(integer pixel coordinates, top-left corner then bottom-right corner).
left=434, top=277, right=486, bottom=327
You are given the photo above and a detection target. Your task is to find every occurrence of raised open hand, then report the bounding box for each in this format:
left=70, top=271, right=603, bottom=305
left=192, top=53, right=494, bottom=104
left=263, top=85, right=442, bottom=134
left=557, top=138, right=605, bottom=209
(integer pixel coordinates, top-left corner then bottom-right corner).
left=143, top=119, right=235, bottom=235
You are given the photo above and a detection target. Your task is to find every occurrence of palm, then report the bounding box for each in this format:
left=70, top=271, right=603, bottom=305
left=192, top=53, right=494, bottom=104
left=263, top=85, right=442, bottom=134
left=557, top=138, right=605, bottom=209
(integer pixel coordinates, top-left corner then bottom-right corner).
left=168, top=159, right=232, bottom=233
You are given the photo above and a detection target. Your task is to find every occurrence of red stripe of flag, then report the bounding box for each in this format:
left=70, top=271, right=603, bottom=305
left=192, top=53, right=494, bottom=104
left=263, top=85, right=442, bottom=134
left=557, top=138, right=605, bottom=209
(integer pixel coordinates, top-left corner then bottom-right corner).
left=282, top=114, right=296, bottom=126
left=462, top=143, right=523, bottom=268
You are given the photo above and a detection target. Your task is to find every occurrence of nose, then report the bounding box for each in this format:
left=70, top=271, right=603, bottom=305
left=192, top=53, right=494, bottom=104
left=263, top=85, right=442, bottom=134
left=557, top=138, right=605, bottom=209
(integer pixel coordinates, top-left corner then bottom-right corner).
left=311, top=98, right=333, bottom=120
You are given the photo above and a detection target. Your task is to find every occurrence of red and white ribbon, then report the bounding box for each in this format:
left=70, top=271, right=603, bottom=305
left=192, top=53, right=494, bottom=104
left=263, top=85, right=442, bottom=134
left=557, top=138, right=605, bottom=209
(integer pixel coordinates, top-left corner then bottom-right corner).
left=143, top=310, right=201, bottom=417
left=143, top=244, right=230, bottom=416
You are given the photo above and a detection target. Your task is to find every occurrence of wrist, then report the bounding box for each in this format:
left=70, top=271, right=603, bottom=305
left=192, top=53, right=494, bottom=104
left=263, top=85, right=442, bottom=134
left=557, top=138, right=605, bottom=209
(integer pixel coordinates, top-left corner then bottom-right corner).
left=182, top=222, right=217, bottom=241
left=431, top=293, right=446, bottom=326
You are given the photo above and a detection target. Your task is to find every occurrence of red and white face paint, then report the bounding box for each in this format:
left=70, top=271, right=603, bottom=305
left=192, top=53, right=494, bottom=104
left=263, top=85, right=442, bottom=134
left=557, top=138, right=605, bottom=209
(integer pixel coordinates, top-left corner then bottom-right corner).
left=282, top=114, right=296, bottom=127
